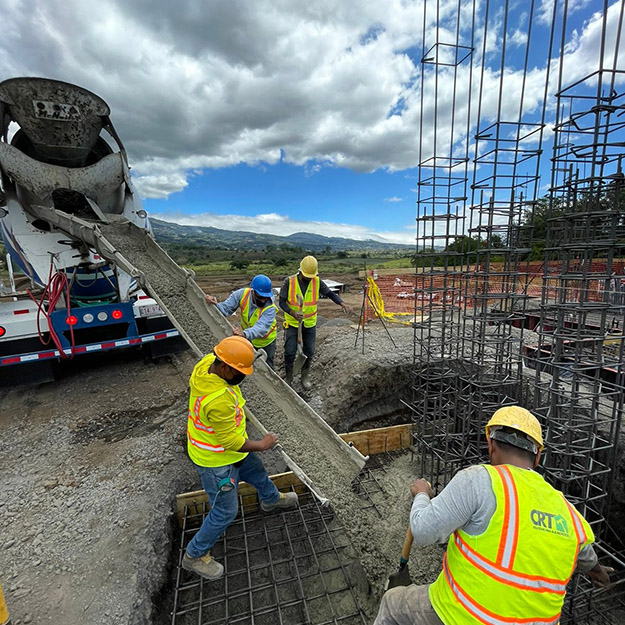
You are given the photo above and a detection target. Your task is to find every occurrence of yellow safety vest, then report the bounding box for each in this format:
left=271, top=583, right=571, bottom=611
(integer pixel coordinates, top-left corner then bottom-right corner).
left=430, top=464, right=594, bottom=625
left=187, top=372, right=249, bottom=467
left=239, top=287, right=277, bottom=348
left=284, top=274, right=320, bottom=328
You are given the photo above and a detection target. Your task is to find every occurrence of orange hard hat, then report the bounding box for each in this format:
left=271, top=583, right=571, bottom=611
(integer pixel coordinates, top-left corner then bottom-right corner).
left=214, top=336, right=254, bottom=375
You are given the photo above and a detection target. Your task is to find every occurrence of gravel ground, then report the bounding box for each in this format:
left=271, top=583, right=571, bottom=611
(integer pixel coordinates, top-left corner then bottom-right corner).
left=0, top=347, right=292, bottom=625
left=0, top=351, right=197, bottom=625
left=3, top=228, right=624, bottom=623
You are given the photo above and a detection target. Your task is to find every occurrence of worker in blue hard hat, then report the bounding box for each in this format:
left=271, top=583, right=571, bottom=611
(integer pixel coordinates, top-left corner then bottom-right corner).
left=206, top=275, right=278, bottom=369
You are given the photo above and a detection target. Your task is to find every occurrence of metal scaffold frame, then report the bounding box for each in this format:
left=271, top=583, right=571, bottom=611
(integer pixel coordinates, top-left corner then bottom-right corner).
left=410, top=1, right=625, bottom=622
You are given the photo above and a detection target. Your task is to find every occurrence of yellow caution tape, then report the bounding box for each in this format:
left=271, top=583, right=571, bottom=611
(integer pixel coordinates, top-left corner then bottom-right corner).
left=366, top=276, right=417, bottom=325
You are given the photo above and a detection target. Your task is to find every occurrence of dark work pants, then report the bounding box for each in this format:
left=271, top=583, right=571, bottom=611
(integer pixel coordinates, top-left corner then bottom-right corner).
left=284, top=325, right=316, bottom=366
left=260, top=340, right=276, bottom=370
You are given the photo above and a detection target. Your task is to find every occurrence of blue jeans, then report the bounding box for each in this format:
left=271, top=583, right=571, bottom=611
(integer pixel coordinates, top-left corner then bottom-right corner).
left=186, top=452, right=280, bottom=559
left=284, top=324, right=316, bottom=365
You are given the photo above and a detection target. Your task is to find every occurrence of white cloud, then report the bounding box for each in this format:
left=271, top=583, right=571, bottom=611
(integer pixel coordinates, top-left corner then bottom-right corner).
left=150, top=211, right=416, bottom=245
left=385, top=196, right=403, bottom=202
left=0, top=0, right=622, bottom=202
left=538, top=0, right=593, bottom=26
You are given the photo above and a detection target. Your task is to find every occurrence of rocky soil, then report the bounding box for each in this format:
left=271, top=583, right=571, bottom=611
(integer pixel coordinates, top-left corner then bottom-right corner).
left=0, top=306, right=413, bottom=625
left=2, top=266, right=624, bottom=624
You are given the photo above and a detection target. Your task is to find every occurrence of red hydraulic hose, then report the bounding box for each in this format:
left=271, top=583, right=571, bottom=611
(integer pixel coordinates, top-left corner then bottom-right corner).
left=27, top=262, right=76, bottom=359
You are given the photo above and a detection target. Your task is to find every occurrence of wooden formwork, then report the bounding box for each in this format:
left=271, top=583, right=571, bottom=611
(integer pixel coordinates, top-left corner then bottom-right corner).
left=175, top=423, right=412, bottom=526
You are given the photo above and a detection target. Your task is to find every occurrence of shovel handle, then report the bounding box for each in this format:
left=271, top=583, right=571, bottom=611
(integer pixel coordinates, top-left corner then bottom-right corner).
left=401, top=527, right=414, bottom=562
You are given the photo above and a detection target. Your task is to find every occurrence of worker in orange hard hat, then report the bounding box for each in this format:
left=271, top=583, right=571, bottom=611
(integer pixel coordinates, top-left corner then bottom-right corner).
left=374, top=405, right=613, bottom=625
left=182, top=336, right=298, bottom=581
left=279, top=255, right=351, bottom=389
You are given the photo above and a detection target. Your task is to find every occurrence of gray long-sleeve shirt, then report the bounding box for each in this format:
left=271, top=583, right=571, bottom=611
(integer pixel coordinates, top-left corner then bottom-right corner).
left=216, top=288, right=276, bottom=342
left=410, top=464, right=597, bottom=572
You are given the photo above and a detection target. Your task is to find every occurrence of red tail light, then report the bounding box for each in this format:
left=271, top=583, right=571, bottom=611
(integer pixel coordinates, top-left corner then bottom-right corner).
left=0, top=326, right=5, bottom=337
left=66, top=315, right=78, bottom=326
left=111, top=309, right=123, bottom=320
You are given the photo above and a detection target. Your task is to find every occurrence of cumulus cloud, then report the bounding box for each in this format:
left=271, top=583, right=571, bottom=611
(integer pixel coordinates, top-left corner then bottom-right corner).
left=150, top=211, right=416, bottom=245
left=0, top=0, right=622, bottom=203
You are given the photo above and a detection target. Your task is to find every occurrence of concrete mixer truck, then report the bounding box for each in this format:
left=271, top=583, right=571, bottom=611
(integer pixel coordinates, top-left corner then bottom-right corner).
left=0, top=77, right=184, bottom=385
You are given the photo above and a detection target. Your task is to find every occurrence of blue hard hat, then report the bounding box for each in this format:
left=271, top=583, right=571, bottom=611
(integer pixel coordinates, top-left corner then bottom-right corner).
left=250, top=274, right=273, bottom=298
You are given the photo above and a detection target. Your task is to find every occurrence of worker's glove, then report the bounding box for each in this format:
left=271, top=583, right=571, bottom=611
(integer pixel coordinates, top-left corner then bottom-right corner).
left=588, top=564, right=614, bottom=589
left=260, top=433, right=278, bottom=450
left=410, top=478, right=434, bottom=498
left=205, top=294, right=218, bottom=306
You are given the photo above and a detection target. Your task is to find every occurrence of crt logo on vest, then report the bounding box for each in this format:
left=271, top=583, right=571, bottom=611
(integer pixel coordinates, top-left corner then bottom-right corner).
left=530, top=510, right=569, bottom=536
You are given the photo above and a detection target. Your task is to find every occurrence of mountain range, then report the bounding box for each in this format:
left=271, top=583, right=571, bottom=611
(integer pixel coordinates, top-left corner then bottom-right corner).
left=150, top=218, right=412, bottom=252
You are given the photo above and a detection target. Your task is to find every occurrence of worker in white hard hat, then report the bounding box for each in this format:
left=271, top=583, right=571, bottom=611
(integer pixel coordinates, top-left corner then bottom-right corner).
left=279, top=255, right=351, bottom=389
left=374, top=406, right=613, bottom=625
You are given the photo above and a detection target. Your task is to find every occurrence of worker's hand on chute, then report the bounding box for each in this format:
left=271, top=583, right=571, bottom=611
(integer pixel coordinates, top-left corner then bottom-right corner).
left=260, top=433, right=278, bottom=450
left=410, top=478, right=434, bottom=498
left=587, top=563, right=614, bottom=589
left=205, top=294, right=218, bottom=306
left=232, top=327, right=245, bottom=337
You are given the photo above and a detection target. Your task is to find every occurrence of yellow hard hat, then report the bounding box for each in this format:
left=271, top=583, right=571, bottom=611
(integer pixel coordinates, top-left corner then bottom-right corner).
left=299, top=255, right=318, bottom=278
left=485, top=406, right=544, bottom=453
left=214, top=336, right=254, bottom=375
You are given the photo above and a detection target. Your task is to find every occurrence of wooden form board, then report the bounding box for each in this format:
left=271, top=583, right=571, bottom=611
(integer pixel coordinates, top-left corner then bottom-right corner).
left=175, top=423, right=412, bottom=526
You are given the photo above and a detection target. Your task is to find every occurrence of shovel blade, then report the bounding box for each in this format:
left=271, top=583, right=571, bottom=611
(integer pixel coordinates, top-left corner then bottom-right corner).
left=385, top=565, right=411, bottom=591
left=293, top=346, right=307, bottom=376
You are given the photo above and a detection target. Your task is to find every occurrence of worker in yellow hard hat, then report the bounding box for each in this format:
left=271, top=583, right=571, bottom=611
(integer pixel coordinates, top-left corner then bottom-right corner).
left=279, top=255, right=351, bottom=389
left=374, top=405, right=613, bottom=625
left=182, top=336, right=298, bottom=581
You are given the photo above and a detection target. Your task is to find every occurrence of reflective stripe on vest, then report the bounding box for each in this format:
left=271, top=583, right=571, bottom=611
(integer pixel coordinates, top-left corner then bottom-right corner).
left=187, top=386, right=246, bottom=463
left=239, top=288, right=277, bottom=347
left=440, top=554, right=561, bottom=625
left=429, top=464, right=594, bottom=625
left=284, top=275, right=320, bottom=328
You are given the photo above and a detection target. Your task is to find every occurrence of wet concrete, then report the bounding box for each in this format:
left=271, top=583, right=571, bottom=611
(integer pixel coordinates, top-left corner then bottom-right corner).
left=98, top=223, right=428, bottom=600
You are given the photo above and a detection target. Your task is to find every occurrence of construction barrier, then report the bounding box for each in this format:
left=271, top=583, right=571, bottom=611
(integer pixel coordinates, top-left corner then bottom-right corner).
left=363, top=261, right=625, bottom=322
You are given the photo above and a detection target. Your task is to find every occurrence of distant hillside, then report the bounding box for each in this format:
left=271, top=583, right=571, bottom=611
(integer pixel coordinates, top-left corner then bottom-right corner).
left=150, top=218, right=412, bottom=252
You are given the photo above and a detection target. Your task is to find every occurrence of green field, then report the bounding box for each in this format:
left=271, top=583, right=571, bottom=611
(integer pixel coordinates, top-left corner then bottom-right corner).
left=184, top=253, right=415, bottom=276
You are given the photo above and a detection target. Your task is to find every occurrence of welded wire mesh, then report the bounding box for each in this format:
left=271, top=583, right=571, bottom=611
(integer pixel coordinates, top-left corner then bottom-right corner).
left=170, top=452, right=407, bottom=625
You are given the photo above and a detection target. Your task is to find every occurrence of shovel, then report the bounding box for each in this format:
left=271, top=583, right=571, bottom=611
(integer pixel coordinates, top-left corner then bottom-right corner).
left=293, top=343, right=307, bottom=376
left=385, top=527, right=414, bottom=590
left=292, top=294, right=307, bottom=376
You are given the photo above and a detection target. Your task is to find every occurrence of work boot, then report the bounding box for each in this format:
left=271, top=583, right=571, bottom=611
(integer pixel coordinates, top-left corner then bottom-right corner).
left=182, top=551, right=224, bottom=581
left=301, top=363, right=312, bottom=390
left=285, top=363, right=294, bottom=386
left=260, top=491, right=298, bottom=512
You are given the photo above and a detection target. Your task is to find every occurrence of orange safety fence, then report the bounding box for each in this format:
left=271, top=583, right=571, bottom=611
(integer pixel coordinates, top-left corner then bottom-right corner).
left=363, top=261, right=625, bottom=321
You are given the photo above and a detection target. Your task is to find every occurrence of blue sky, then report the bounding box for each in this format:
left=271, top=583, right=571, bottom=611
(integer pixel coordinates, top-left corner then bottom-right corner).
left=1, top=0, right=622, bottom=244
left=143, top=162, right=418, bottom=242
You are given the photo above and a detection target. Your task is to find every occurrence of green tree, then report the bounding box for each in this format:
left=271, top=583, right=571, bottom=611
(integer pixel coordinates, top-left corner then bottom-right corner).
left=230, top=259, right=250, bottom=271
left=337, top=250, right=349, bottom=259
